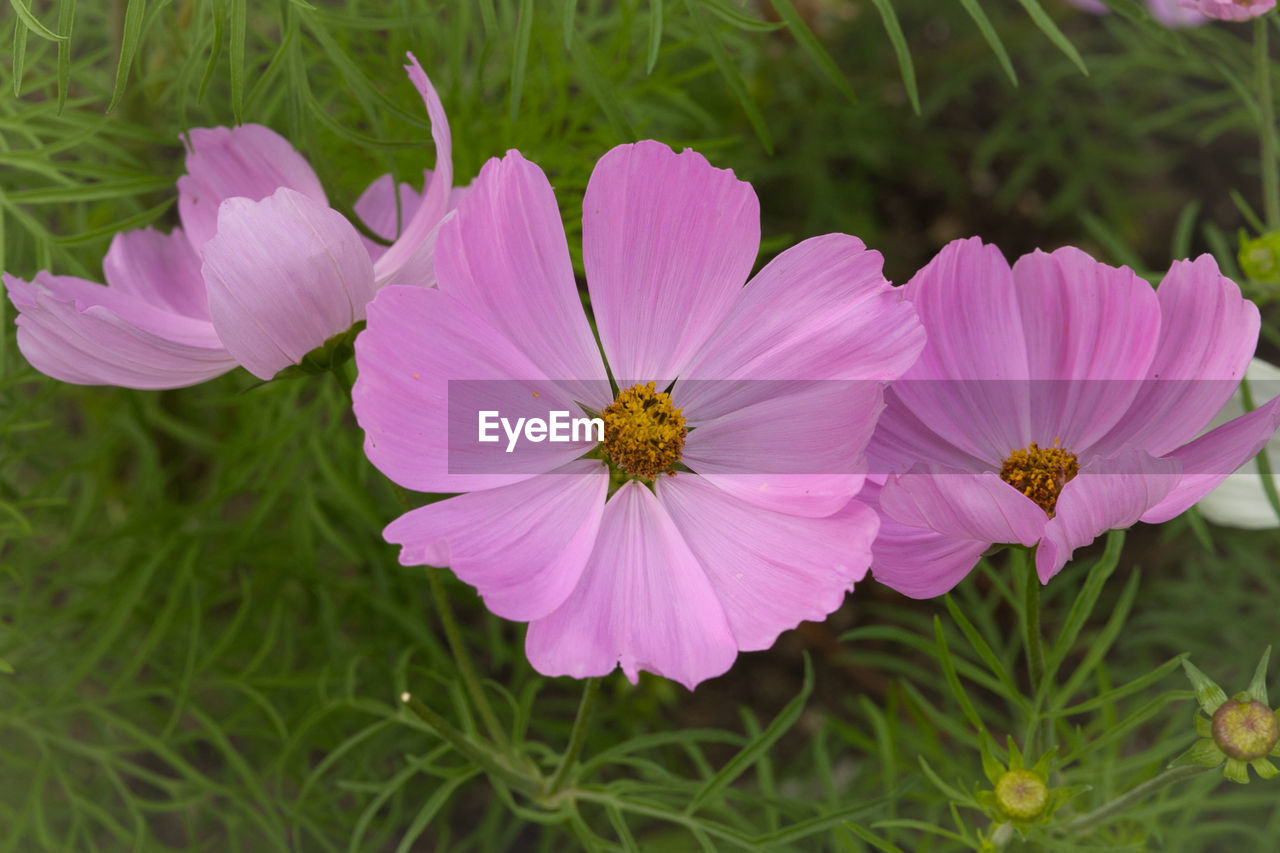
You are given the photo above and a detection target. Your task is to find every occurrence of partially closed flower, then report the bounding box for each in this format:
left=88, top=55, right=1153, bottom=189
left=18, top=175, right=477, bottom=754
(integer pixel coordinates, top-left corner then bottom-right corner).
left=4, top=54, right=453, bottom=387
left=867, top=237, right=1280, bottom=597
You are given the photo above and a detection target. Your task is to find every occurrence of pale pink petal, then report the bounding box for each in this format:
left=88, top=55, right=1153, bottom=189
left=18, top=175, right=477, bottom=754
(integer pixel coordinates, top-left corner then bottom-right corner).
left=657, top=475, right=875, bottom=651
left=353, top=172, right=426, bottom=261
left=202, top=188, right=376, bottom=380
left=353, top=285, right=603, bottom=494
left=892, top=237, right=1032, bottom=465
left=879, top=470, right=1047, bottom=546
left=177, top=124, right=326, bottom=255
left=584, top=141, right=759, bottom=384
left=525, top=481, right=738, bottom=690
left=434, top=150, right=608, bottom=401
left=868, top=481, right=990, bottom=599
left=372, top=54, right=454, bottom=287
left=868, top=386, right=995, bottom=476
left=1011, top=248, right=1161, bottom=450
left=677, top=234, right=924, bottom=398
left=384, top=461, right=608, bottom=621
left=1141, top=396, right=1280, bottom=523
left=679, top=379, right=875, bottom=516
left=5, top=272, right=235, bottom=388
left=102, top=227, right=209, bottom=320
left=1037, top=451, right=1180, bottom=581
left=1095, top=256, right=1259, bottom=457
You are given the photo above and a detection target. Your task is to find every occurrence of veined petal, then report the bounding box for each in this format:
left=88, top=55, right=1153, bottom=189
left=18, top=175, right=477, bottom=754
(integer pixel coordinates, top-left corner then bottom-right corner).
left=373, top=54, right=455, bottom=287
left=677, top=234, right=924, bottom=388
left=353, top=285, right=602, bottom=494
left=177, top=124, right=327, bottom=255
left=384, top=461, right=608, bottom=621
left=866, top=478, right=990, bottom=599
left=5, top=272, right=235, bottom=389
left=1095, top=256, right=1259, bottom=457
left=1011, top=247, right=1160, bottom=450
left=202, top=188, right=376, bottom=380
left=658, top=475, right=874, bottom=651
left=1037, top=451, right=1180, bottom=581
left=868, top=386, right=995, bottom=476
left=1142, top=396, right=1280, bottom=524
left=354, top=172, right=426, bottom=262
left=879, top=470, right=1046, bottom=546
left=102, top=227, right=210, bottom=320
left=525, top=481, right=738, bottom=690
left=434, top=151, right=608, bottom=400
left=584, top=141, right=759, bottom=384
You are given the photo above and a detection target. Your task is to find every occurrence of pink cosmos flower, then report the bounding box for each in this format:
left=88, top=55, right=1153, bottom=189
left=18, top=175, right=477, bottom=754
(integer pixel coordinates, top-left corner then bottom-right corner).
left=866, top=237, right=1280, bottom=598
left=353, top=141, right=925, bottom=689
left=1184, top=0, right=1275, bottom=21
left=3, top=54, right=452, bottom=387
left=1065, top=0, right=1209, bottom=28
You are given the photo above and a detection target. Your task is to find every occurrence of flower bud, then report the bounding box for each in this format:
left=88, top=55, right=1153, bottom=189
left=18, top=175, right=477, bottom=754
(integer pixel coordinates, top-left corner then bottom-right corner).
left=994, top=769, right=1049, bottom=821
left=1212, top=699, right=1280, bottom=761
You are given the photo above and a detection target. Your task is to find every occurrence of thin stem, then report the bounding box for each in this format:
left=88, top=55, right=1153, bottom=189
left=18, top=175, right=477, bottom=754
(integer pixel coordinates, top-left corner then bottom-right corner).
left=1257, top=18, right=1280, bottom=230
left=1059, top=764, right=1212, bottom=836
left=330, top=362, right=353, bottom=400
left=400, top=692, right=540, bottom=796
left=1022, top=551, right=1045, bottom=697
left=427, top=568, right=511, bottom=751
left=549, top=677, right=601, bottom=794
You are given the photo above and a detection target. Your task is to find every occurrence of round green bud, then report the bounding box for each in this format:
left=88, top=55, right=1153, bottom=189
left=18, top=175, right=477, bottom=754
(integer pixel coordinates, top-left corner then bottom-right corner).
left=994, top=769, right=1049, bottom=821
left=1212, top=699, right=1280, bottom=761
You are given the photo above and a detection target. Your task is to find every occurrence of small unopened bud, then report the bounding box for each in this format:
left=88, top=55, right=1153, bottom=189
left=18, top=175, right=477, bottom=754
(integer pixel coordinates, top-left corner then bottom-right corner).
left=1212, top=699, right=1280, bottom=761
left=994, top=768, right=1048, bottom=821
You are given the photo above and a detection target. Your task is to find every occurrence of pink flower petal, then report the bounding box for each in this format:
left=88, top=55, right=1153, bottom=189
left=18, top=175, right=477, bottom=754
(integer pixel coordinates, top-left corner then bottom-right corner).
left=384, top=460, right=608, bottom=621
left=679, top=378, right=876, bottom=516
left=177, top=124, right=327, bottom=255
left=584, top=141, right=759, bottom=384
left=434, top=150, right=609, bottom=397
left=202, top=188, right=376, bottom=380
left=879, top=470, right=1047, bottom=546
left=5, top=272, right=235, bottom=388
left=353, top=285, right=602, bottom=494
left=525, top=481, right=738, bottom=690
left=677, top=234, right=924, bottom=395
left=372, top=54, right=454, bottom=287
left=892, top=237, right=1032, bottom=465
left=353, top=172, right=426, bottom=261
left=1011, top=247, right=1161, bottom=451
left=1095, top=256, right=1259, bottom=457
left=102, top=227, right=210, bottom=320
left=1142, top=395, right=1280, bottom=523
left=1037, top=451, right=1180, bottom=581
left=866, top=477, right=990, bottom=599
left=868, top=386, right=994, bottom=476
left=657, top=475, right=874, bottom=651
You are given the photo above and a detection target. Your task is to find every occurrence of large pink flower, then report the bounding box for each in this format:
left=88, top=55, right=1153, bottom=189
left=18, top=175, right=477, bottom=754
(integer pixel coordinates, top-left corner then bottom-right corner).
left=867, top=237, right=1280, bottom=598
left=4, top=54, right=452, bottom=387
left=353, top=141, right=925, bottom=689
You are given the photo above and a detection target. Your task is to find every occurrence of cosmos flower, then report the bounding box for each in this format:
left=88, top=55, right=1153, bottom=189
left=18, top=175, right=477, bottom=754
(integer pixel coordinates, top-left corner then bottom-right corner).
left=4, top=54, right=452, bottom=387
left=353, top=141, right=925, bottom=689
left=1196, top=358, right=1280, bottom=528
left=866, top=237, right=1280, bottom=598
left=1186, top=0, right=1275, bottom=21
left=1065, top=0, right=1209, bottom=28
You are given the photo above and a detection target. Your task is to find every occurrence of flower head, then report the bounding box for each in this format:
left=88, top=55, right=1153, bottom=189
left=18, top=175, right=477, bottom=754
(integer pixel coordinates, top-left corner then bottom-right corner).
left=866, top=237, right=1280, bottom=597
left=1065, top=0, right=1211, bottom=28
left=353, top=141, right=925, bottom=689
left=1174, top=646, right=1280, bottom=782
left=1185, top=0, right=1275, bottom=21
left=4, top=54, right=453, bottom=387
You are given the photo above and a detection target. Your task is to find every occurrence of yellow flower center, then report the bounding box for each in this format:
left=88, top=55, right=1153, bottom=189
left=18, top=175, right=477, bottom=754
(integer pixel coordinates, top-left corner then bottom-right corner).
left=601, top=382, right=687, bottom=480
left=994, top=769, right=1049, bottom=821
left=1212, top=699, right=1280, bottom=761
left=1000, top=441, right=1079, bottom=516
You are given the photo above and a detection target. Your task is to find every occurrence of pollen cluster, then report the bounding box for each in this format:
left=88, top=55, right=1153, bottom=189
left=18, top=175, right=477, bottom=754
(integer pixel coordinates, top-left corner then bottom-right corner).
left=1000, top=441, right=1079, bottom=516
left=601, top=382, right=687, bottom=480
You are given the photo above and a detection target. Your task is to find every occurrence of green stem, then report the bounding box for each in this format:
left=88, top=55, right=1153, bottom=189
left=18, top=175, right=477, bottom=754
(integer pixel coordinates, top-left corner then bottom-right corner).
left=1240, top=376, right=1280, bottom=526
left=426, top=567, right=511, bottom=751
left=549, top=677, right=601, bottom=794
left=330, top=362, right=353, bottom=400
left=1058, top=764, right=1212, bottom=836
left=1257, top=18, right=1280, bottom=230
left=400, top=692, right=540, bottom=796
left=1022, top=551, right=1045, bottom=697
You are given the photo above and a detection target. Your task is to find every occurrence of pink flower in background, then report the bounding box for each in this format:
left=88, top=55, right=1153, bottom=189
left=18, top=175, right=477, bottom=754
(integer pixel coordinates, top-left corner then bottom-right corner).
left=1186, top=0, right=1275, bottom=21
left=1066, top=0, right=1209, bottom=28
left=353, top=141, right=925, bottom=689
left=4, top=54, right=453, bottom=387
left=867, top=237, right=1280, bottom=598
